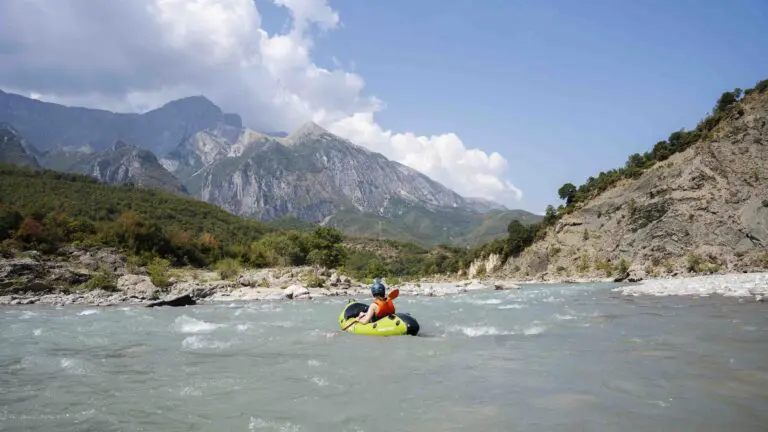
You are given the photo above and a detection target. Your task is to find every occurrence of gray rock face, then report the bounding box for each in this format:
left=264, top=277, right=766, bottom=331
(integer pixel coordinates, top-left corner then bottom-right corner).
left=501, top=89, right=768, bottom=278
left=117, top=275, right=162, bottom=300
left=38, top=140, right=186, bottom=194
left=0, top=125, right=40, bottom=168
left=465, top=197, right=509, bottom=213
left=170, top=121, right=472, bottom=223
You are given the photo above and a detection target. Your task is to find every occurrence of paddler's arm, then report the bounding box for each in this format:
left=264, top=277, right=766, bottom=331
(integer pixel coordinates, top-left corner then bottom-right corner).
left=356, top=304, right=377, bottom=324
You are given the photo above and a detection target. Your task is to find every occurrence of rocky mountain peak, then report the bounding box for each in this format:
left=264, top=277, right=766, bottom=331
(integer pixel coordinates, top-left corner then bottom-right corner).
left=110, top=140, right=138, bottom=152
left=285, top=121, right=331, bottom=143
left=154, top=95, right=219, bottom=112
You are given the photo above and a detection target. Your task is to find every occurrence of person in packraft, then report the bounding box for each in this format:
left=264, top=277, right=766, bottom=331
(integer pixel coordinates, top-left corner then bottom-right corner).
left=355, top=278, right=396, bottom=324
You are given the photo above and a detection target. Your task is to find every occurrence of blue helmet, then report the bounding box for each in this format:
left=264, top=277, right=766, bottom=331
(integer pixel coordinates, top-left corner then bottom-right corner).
left=371, top=278, right=386, bottom=298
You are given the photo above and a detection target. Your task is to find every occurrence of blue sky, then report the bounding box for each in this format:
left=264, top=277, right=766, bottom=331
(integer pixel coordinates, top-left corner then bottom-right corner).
left=262, top=0, right=768, bottom=212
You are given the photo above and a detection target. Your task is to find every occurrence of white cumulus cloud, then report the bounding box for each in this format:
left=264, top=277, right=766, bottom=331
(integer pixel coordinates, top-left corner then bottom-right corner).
left=0, top=0, right=522, bottom=204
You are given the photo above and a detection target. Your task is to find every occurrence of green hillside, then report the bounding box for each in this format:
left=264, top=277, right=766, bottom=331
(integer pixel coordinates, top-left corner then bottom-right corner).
left=325, top=202, right=541, bottom=247
left=0, top=164, right=473, bottom=279
left=0, top=164, right=269, bottom=264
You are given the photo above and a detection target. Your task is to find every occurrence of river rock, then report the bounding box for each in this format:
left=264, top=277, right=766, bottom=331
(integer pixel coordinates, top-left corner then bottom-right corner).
left=22, top=250, right=43, bottom=262
left=68, top=247, right=127, bottom=273
left=118, top=275, right=160, bottom=300
left=465, top=281, right=491, bottom=291
left=0, top=257, right=43, bottom=280
left=172, top=280, right=234, bottom=299
left=627, top=269, right=647, bottom=283
left=284, top=284, right=310, bottom=300
left=48, top=265, right=91, bottom=286
left=146, top=294, right=195, bottom=308
left=494, top=281, right=521, bottom=290
left=237, top=269, right=273, bottom=286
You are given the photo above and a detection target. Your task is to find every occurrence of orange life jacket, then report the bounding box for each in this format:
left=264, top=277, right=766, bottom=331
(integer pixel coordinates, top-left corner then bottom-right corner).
left=373, top=297, right=395, bottom=318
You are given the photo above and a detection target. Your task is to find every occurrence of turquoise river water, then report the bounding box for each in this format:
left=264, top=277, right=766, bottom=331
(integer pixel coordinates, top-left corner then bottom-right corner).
left=1, top=282, right=767, bottom=431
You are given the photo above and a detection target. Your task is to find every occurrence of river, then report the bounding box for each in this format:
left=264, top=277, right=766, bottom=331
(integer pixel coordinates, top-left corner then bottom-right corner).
left=1, top=282, right=767, bottom=431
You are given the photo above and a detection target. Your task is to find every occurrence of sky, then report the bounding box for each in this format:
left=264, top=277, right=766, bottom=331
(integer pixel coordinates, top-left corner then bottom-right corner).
left=0, top=0, right=766, bottom=213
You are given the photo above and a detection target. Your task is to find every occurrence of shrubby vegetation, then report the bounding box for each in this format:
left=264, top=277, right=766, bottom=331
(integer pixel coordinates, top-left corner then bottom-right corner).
left=0, top=164, right=472, bottom=280
left=342, top=240, right=472, bottom=280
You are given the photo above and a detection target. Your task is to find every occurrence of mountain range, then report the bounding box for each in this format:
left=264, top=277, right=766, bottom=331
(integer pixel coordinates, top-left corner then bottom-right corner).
left=0, top=90, right=540, bottom=246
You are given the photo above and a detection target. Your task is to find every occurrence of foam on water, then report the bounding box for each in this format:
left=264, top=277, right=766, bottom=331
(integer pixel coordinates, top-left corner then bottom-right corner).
left=467, top=298, right=503, bottom=305
left=249, top=417, right=302, bottom=431
left=180, top=386, right=203, bottom=397
left=173, top=315, right=224, bottom=334
left=77, top=309, right=99, bottom=316
left=448, top=325, right=515, bottom=337
left=498, top=304, right=526, bottom=310
left=236, top=323, right=253, bottom=332
left=60, top=358, right=90, bottom=375
left=181, top=336, right=234, bottom=351
left=32, top=328, right=42, bottom=336
left=19, top=311, right=37, bottom=320
left=523, top=325, right=547, bottom=335
left=311, top=376, right=329, bottom=386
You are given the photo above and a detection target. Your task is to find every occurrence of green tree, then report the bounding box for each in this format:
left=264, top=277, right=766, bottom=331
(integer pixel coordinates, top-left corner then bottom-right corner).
left=651, top=141, right=671, bottom=161
left=558, top=183, right=577, bottom=205
left=506, top=220, right=535, bottom=257
left=625, top=153, right=645, bottom=169
left=714, top=88, right=742, bottom=114
left=543, top=205, right=557, bottom=226
left=307, top=227, right=347, bottom=269
left=0, top=207, right=22, bottom=241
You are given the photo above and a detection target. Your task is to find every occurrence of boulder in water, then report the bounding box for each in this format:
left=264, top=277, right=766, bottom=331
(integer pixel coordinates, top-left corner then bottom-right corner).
left=494, top=281, right=520, bottom=290
left=146, top=294, right=195, bottom=307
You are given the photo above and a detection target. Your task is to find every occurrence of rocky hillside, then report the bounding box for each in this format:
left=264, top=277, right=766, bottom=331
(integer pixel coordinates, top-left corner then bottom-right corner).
left=0, top=90, right=242, bottom=155
left=17, top=131, right=187, bottom=194
left=496, top=82, right=768, bottom=280
left=83, top=141, right=187, bottom=194
left=0, top=124, right=39, bottom=168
